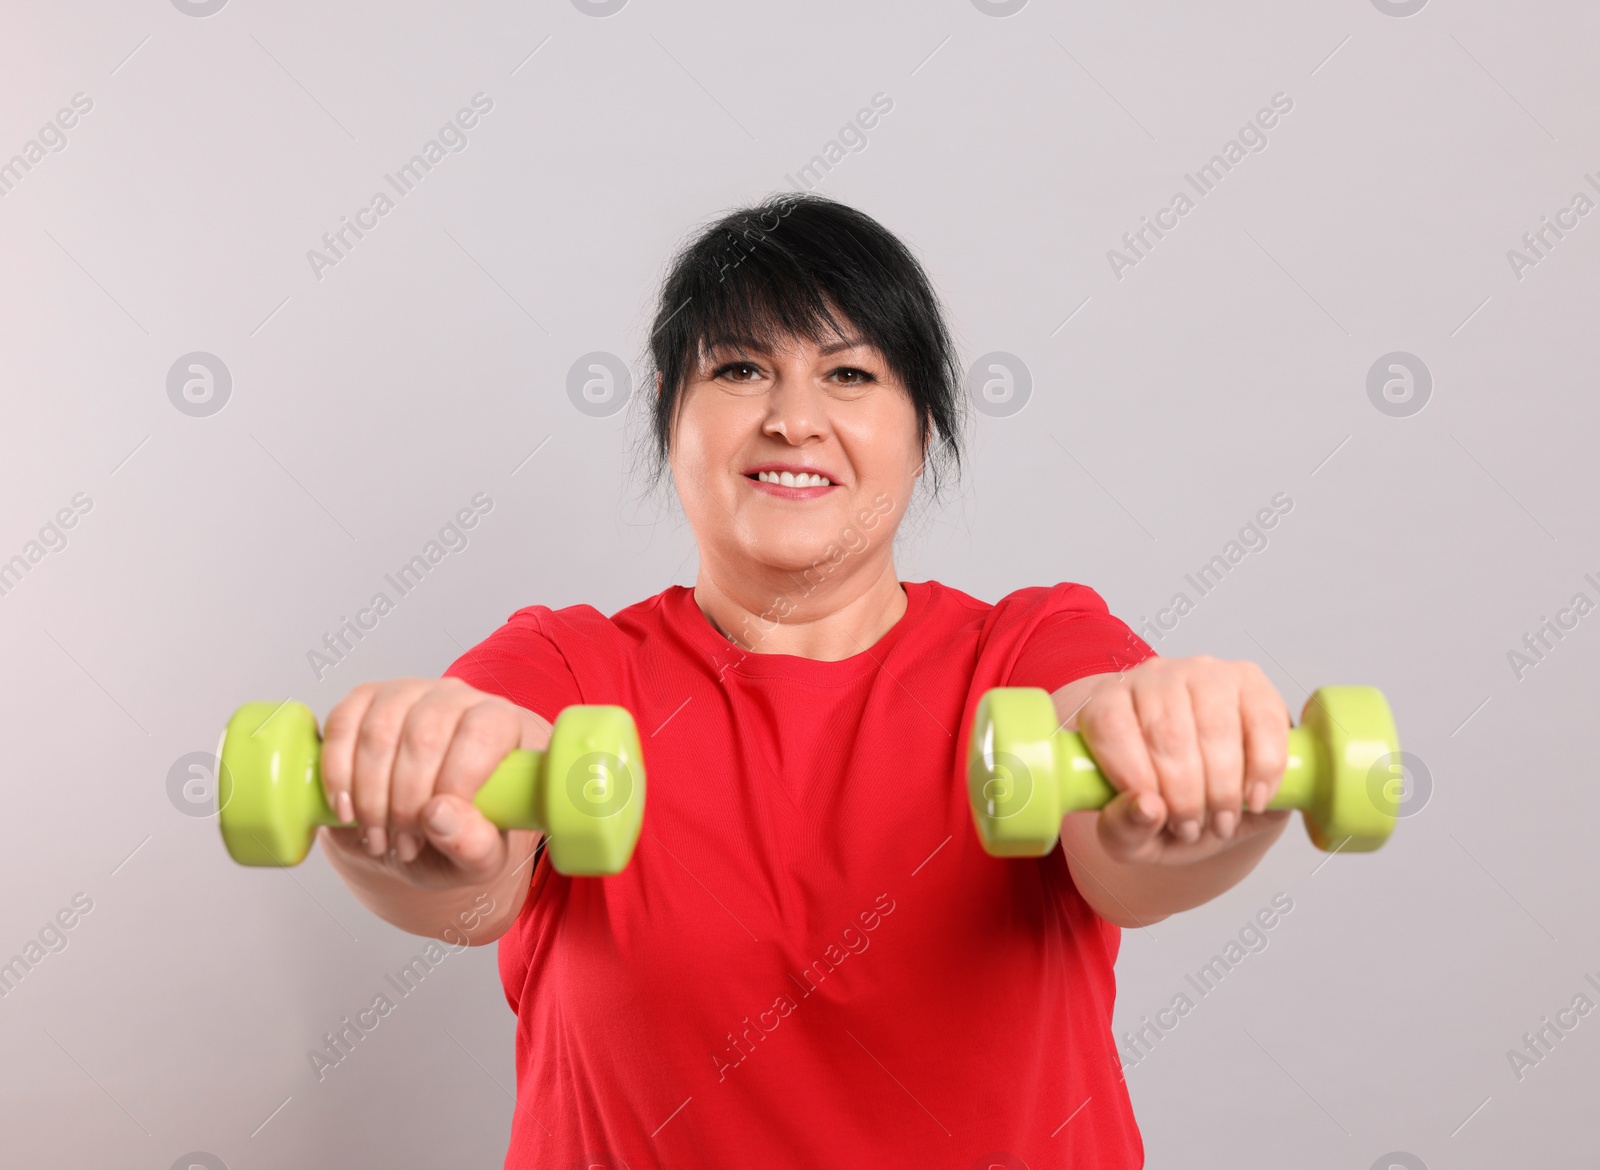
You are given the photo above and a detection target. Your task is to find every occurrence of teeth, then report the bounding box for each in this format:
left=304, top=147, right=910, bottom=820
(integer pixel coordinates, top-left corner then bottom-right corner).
left=757, top=471, right=831, bottom=487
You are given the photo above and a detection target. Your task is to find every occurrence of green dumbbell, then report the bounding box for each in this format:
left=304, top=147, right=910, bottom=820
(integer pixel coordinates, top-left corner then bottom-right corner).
left=215, top=701, right=646, bottom=876
left=967, top=685, right=1401, bottom=856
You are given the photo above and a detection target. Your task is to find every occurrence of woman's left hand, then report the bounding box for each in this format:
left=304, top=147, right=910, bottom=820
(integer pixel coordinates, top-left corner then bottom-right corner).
left=1072, top=655, right=1294, bottom=866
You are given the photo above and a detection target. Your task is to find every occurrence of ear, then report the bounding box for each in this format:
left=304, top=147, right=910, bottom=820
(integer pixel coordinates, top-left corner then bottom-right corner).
left=656, top=371, right=663, bottom=397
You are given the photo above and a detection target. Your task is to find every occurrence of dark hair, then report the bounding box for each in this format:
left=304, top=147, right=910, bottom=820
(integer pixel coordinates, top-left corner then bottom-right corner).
left=642, top=193, right=965, bottom=498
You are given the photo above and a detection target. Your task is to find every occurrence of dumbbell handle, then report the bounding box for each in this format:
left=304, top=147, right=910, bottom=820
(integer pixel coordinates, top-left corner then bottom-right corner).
left=1048, top=728, right=1323, bottom=814
left=295, top=749, right=549, bottom=832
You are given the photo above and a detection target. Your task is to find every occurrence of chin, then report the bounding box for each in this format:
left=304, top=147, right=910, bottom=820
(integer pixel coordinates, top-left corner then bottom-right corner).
left=740, top=532, right=843, bottom=573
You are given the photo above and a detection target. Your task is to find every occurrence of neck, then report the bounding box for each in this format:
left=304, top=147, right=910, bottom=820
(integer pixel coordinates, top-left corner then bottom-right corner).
left=692, top=556, right=908, bottom=662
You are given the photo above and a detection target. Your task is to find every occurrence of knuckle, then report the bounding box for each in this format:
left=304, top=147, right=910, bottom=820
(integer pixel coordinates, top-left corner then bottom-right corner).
left=1142, top=710, right=1189, bottom=756
left=1141, top=658, right=1180, bottom=682
left=436, top=676, right=474, bottom=701
left=399, top=715, right=451, bottom=759
left=1252, top=735, right=1289, bottom=778
left=458, top=699, right=514, bottom=739
left=1200, top=749, right=1244, bottom=792
left=1202, top=738, right=1245, bottom=780
left=1201, top=746, right=1244, bottom=786
left=1211, top=791, right=1243, bottom=814
left=325, top=698, right=370, bottom=741
left=323, top=705, right=358, bottom=740
left=1152, top=754, right=1201, bottom=794
left=356, top=718, right=397, bottom=755
left=447, top=678, right=496, bottom=709
left=1191, top=707, right=1235, bottom=744
left=374, top=678, right=422, bottom=706
left=1084, top=701, right=1137, bottom=741
left=349, top=782, right=387, bottom=824
left=1161, top=783, right=1204, bottom=820
left=1124, top=659, right=1157, bottom=684
left=355, top=713, right=404, bottom=762
left=320, top=756, right=350, bottom=789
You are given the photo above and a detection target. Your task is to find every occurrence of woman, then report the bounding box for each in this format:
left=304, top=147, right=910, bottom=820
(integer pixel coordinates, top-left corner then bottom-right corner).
left=316, top=194, right=1294, bottom=1168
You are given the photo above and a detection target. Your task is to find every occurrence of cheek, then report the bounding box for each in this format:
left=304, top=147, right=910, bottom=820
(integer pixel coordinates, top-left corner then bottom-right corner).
left=670, top=438, right=722, bottom=531
left=838, top=401, right=921, bottom=481
left=670, top=389, right=756, bottom=504
left=671, top=391, right=729, bottom=474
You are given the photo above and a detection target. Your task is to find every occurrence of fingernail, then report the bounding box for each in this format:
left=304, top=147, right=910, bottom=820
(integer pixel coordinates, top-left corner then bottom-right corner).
left=1246, top=783, right=1269, bottom=814
left=396, top=832, right=420, bottom=863
left=366, top=827, right=387, bottom=856
left=335, top=791, right=354, bottom=824
left=1213, top=810, right=1237, bottom=839
left=426, top=801, right=458, bottom=837
left=1176, top=819, right=1200, bottom=843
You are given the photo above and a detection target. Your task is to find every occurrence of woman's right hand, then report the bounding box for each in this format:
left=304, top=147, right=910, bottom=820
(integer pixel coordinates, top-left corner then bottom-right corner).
left=317, top=676, right=551, bottom=891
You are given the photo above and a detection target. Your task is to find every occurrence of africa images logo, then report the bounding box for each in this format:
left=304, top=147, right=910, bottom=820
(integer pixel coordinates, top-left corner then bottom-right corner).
left=567, top=352, right=632, bottom=418
left=967, top=352, right=1031, bottom=418
left=167, top=352, right=232, bottom=417
left=1366, top=352, right=1431, bottom=418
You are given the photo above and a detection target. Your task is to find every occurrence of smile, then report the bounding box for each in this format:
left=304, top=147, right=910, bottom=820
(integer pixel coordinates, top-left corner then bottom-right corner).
left=744, top=470, right=837, bottom=496
left=755, top=470, right=830, bottom=487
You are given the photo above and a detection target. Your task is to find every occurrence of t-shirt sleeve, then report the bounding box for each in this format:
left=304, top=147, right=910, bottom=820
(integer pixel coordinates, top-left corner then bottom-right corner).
left=441, top=605, right=583, bottom=723
left=1005, top=582, right=1157, bottom=691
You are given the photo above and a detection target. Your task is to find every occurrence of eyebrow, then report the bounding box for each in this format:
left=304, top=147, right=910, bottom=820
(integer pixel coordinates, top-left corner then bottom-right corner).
left=818, top=337, right=867, bottom=356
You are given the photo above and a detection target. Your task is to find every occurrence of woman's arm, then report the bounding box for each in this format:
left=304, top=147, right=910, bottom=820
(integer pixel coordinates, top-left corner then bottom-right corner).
left=321, top=824, right=544, bottom=945
left=1045, top=662, right=1294, bottom=928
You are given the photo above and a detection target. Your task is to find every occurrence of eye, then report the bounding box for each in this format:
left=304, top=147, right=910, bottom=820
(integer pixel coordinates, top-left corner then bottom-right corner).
left=713, top=361, right=762, bottom=383
left=831, top=366, right=877, bottom=385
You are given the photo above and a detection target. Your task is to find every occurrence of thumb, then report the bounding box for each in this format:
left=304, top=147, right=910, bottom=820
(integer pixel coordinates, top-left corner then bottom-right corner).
left=419, top=794, right=507, bottom=880
left=1097, top=788, right=1167, bottom=861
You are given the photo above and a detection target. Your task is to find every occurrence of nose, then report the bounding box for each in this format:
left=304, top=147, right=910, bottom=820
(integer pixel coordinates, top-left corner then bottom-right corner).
left=761, top=367, right=828, bottom=445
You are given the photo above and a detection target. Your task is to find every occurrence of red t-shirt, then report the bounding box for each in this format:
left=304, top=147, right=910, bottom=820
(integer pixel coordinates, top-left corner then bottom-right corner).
left=444, top=579, right=1155, bottom=1169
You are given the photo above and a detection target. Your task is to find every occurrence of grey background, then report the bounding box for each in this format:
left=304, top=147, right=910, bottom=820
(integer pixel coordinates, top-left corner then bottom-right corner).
left=2, top=1, right=1596, bottom=1166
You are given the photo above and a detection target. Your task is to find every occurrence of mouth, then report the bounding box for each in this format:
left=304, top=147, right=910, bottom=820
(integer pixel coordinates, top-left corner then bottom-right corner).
left=742, top=465, right=838, bottom=497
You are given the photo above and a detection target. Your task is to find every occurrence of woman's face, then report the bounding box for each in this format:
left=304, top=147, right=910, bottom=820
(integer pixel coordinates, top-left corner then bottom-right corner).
left=669, top=324, right=922, bottom=592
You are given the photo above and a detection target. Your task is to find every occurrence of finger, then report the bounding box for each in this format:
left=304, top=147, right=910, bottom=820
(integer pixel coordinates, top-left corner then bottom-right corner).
left=1078, top=686, right=1161, bottom=809
left=388, top=685, right=473, bottom=863
left=1132, top=673, right=1206, bottom=843
left=418, top=794, right=509, bottom=882
left=350, top=680, right=426, bottom=858
left=320, top=683, right=379, bottom=829
left=435, top=699, right=522, bottom=802
left=1239, top=667, right=1291, bottom=814
left=1188, top=668, right=1244, bottom=840
left=1096, top=788, right=1169, bottom=862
